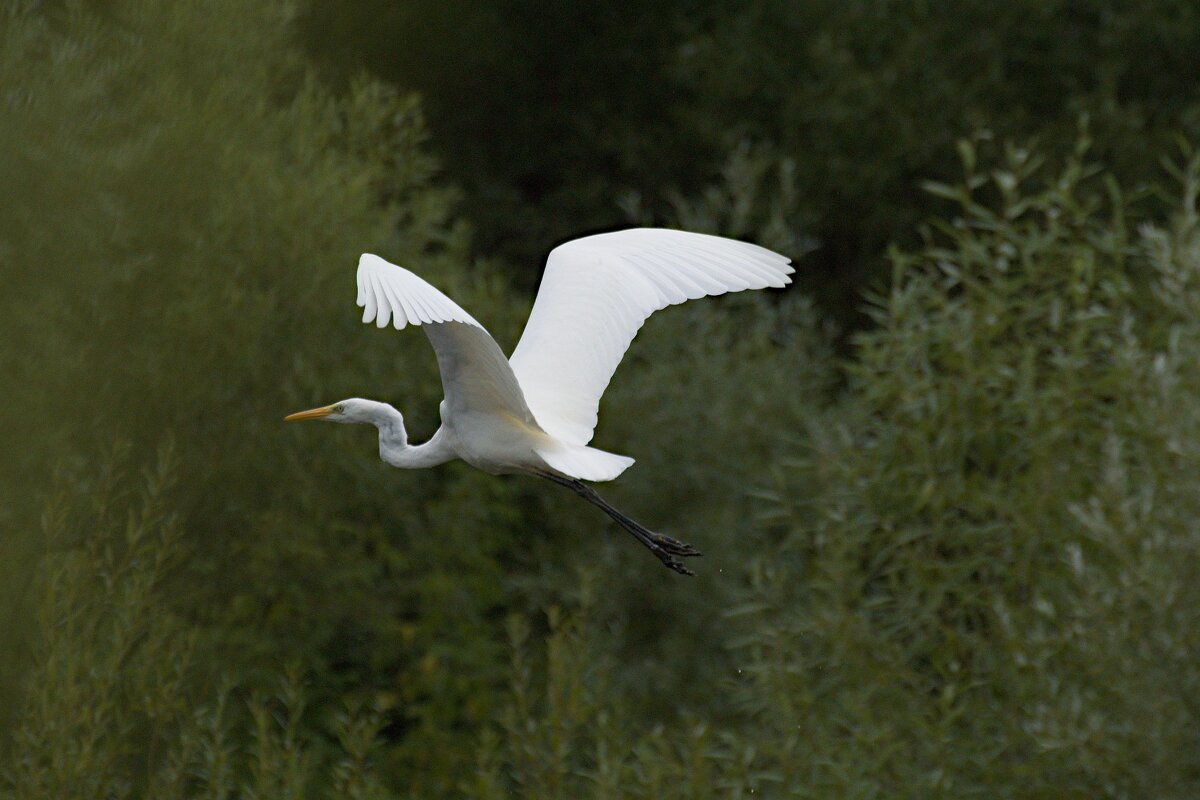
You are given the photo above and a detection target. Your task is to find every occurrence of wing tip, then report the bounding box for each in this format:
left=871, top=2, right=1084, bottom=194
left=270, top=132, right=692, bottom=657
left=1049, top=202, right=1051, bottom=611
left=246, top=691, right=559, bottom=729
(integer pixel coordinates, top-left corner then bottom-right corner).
left=776, top=260, right=796, bottom=287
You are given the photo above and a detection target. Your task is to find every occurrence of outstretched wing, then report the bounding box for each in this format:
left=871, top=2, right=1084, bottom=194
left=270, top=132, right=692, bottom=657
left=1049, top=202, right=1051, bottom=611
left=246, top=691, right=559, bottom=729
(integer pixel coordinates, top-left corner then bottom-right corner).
left=357, top=254, right=537, bottom=424
left=508, top=229, right=793, bottom=445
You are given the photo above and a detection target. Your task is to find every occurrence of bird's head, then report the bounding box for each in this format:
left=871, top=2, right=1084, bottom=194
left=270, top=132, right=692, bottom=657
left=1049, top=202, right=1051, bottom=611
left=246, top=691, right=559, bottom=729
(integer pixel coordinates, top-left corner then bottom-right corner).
left=285, top=397, right=379, bottom=425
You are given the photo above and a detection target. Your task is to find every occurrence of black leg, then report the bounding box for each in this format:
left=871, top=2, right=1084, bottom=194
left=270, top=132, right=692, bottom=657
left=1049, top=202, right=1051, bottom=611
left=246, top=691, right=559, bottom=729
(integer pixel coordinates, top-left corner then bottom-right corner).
left=537, top=472, right=702, bottom=576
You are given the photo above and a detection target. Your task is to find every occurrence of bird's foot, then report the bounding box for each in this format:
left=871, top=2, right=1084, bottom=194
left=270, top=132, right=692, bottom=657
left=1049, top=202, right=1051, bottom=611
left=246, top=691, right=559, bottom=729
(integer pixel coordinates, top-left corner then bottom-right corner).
left=648, top=530, right=703, bottom=558
left=656, top=551, right=696, bottom=576
left=642, top=530, right=702, bottom=575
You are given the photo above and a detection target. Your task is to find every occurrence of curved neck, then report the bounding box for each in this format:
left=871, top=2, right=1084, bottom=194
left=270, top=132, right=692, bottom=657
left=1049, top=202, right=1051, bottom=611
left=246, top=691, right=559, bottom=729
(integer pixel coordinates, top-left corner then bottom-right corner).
left=361, top=401, right=454, bottom=470
left=386, top=426, right=455, bottom=469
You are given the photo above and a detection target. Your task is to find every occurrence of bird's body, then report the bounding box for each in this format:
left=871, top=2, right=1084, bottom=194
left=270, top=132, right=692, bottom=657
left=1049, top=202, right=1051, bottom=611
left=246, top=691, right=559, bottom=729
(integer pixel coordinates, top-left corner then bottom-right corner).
left=287, top=228, right=793, bottom=574
left=429, top=399, right=548, bottom=477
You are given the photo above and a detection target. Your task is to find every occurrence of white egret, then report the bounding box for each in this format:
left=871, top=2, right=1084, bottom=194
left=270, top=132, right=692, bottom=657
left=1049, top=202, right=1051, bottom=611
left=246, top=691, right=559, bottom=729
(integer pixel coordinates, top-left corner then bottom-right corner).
left=287, top=228, right=793, bottom=575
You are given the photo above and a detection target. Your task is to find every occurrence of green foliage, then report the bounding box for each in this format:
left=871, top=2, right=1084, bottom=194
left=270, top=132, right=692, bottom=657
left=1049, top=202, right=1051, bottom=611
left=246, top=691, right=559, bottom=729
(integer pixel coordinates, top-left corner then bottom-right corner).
left=475, top=145, right=1200, bottom=797
left=301, top=0, right=1200, bottom=326
left=0, top=2, right=832, bottom=792
left=7, top=1, right=1200, bottom=796
left=673, top=0, right=1200, bottom=322
left=5, top=443, right=194, bottom=798
left=298, top=0, right=709, bottom=279
left=2, top=445, right=397, bottom=799
left=0, top=0, right=507, bottom=790
left=723, top=140, right=1200, bottom=797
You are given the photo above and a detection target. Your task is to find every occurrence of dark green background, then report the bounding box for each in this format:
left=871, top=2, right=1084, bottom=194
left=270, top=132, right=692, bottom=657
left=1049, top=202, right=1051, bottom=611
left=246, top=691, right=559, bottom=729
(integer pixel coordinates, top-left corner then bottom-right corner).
left=2, top=1, right=1199, bottom=797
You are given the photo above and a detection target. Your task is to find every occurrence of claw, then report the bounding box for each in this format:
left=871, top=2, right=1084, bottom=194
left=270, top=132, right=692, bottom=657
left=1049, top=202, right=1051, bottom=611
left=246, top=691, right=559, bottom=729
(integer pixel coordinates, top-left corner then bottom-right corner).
left=658, top=553, right=695, bottom=576
left=668, top=561, right=695, bottom=576
left=651, top=532, right=703, bottom=558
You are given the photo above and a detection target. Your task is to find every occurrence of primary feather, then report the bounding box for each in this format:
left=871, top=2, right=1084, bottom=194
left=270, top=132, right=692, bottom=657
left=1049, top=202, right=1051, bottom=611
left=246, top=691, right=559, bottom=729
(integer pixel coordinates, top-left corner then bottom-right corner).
left=357, top=253, right=481, bottom=330
left=356, top=254, right=535, bottom=425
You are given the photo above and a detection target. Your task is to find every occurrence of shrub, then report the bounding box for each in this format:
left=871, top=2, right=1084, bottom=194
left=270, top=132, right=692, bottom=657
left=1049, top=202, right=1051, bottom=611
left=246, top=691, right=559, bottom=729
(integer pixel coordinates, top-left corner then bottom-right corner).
left=476, top=141, right=1200, bottom=798
left=2, top=443, right=398, bottom=800
left=0, top=0, right=507, bottom=789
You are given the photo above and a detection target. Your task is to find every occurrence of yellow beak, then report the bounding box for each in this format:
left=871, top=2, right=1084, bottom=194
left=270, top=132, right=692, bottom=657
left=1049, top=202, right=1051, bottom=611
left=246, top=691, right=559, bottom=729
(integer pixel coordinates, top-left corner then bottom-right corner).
left=284, top=405, right=335, bottom=422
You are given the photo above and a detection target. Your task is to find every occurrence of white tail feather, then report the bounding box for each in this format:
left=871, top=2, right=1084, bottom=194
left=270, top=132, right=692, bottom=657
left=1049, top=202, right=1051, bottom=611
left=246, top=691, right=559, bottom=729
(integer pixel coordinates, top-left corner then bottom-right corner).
left=535, top=442, right=635, bottom=482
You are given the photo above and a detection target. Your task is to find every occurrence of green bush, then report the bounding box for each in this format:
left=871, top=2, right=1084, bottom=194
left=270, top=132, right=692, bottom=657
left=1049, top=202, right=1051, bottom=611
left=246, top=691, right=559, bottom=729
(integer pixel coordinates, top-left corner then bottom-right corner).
left=0, top=2, right=833, bottom=792
left=2, top=444, right=397, bottom=800
left=298, top=1, right=1200, bottom=326
left=0, top=0, right=509, bottom=788
left=474, top=143, right=1200, bottom=798
left=9, top=1, right=1199, bottom=795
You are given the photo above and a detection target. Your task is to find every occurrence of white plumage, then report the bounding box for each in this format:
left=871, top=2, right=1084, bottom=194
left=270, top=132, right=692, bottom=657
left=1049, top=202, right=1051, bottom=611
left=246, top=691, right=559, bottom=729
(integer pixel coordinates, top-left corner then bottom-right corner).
left=509, top=228, right=793, bottom=444
left=289, top=228, right=794, bottom=575
left=357, top=253, right=481, bottom=329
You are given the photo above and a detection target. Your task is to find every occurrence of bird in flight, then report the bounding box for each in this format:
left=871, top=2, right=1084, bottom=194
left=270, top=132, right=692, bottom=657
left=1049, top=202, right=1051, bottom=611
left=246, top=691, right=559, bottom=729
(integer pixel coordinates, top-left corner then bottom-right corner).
left=287, top=228, right=792, bottom=575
